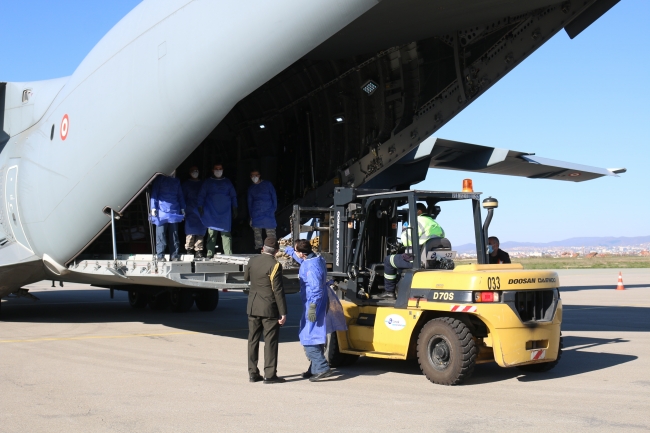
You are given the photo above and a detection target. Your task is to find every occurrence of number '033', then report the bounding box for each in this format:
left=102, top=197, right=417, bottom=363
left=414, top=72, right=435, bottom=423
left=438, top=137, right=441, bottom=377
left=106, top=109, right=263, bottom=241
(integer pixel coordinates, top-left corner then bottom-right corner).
left=487, top=276, right=501, bottom=290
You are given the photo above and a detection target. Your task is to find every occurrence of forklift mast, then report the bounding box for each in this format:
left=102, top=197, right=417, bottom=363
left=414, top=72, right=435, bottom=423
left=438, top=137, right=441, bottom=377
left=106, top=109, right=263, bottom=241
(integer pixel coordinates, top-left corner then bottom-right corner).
left=290, top=188, right=391, bottom=274
left=332, top=188, right=394, bottom=275
left=291, top=187, right=489, bottom=286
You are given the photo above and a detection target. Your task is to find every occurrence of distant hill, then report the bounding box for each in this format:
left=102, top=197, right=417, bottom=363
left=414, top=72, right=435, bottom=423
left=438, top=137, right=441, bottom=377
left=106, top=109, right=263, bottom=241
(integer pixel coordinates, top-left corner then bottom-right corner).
left=454, top=236, right=650, bottom=253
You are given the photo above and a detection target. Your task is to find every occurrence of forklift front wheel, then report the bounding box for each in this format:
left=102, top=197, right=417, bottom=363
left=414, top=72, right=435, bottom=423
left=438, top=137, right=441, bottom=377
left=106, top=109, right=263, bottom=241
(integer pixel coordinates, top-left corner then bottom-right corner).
left=417, top=317, right=477, bottom=385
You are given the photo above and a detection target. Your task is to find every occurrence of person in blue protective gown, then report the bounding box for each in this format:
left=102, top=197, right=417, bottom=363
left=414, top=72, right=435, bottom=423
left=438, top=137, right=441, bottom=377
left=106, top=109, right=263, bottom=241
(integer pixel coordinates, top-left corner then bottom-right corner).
left=197, top=163, right=238, bottom=257
left=285, top=239, right=347, bottom=382
left=150, top=173, right=186, bottom=261
left=182, top=166, right=207, bottom=259
left=247, top=169, right=277, bottom=250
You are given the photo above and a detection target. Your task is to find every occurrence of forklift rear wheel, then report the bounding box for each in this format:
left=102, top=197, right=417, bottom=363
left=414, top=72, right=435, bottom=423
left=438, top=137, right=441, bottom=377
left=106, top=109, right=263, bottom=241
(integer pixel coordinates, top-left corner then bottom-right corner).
left=516, top=335, right=563, bottom=373
left=148, top=292, right=171, bottom=310
left=326, top=331, right=359, bottom=367
left=195, top=290, right=220, bottom=312
left=170, top=289, right=194, bottom=312
left=417, top=317, right=477, bottom=385
left=128, top=290, right=148, bottom=308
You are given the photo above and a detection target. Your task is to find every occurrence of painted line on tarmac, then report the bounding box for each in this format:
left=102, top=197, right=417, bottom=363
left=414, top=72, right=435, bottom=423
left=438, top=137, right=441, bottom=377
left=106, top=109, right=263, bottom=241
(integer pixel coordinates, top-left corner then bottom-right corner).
left=220, top=325, right=299, bottom=331
left=3, top=301, right=130, bottom=306
left=3, top=298, right=245, bottom=306
left=566, top=304, right=650, bottom=310
left=0, top=331, right=197, bottom=344
left=0, top=326, right=299, bottom=344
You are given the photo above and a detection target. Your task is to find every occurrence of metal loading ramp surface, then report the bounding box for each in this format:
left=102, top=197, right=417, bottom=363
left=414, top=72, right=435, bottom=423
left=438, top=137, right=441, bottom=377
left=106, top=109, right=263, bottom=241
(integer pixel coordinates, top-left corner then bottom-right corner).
left=62, top=254, right=301, bottom=293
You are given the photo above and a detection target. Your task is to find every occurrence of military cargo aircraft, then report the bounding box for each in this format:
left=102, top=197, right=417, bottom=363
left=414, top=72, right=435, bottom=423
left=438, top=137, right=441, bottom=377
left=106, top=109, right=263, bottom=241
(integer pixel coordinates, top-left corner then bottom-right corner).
left=0, top=0, right=623, bottom=304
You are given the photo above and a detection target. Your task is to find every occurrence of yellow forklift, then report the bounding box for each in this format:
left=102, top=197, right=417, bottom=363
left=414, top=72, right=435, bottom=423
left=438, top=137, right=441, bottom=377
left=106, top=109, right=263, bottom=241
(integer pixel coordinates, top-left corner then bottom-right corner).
left=290, top=185, right=562, bottom=385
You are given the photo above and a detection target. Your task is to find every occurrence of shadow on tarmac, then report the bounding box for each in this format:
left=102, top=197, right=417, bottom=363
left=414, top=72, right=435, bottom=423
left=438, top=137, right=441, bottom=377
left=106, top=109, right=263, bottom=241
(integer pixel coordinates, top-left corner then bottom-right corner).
left=516, top=335, right=637, bottom=383
left=0, top=290, right=643, bottom=385
left=0, top=289, right=303, bottom=342
left=563, top=305, right=650, bottom=332
left=465, top=335, right=637, bottom=385
left=4, top=289, right=650, bottom=334
left=330, top=334, right=639, bottom=385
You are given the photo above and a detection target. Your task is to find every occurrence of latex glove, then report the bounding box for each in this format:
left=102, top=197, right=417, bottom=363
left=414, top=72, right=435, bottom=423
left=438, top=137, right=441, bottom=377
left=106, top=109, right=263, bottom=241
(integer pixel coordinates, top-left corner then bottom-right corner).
left=285, top=246, right=294, bottom=256
left=232, top=207, right=238, bottom=219
left=198, top=207, right=204, bottom=217
left=308, top=303, right=317, bottom=322
left=181, top=209, right=185, bottom=216
left=151, top=209, right=157, bottom=217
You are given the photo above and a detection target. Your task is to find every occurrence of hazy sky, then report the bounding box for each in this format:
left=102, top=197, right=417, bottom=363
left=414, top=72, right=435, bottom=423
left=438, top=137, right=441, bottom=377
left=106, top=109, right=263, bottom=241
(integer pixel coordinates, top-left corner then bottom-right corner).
left=418, top=0, right=650, bottom=244
left=1, top=1, right=648, bottom=245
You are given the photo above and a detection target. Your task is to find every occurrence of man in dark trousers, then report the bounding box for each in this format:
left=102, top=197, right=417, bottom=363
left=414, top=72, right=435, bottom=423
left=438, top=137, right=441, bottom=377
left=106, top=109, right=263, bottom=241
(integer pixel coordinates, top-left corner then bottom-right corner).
left=244, top=237, right=287, bottom=384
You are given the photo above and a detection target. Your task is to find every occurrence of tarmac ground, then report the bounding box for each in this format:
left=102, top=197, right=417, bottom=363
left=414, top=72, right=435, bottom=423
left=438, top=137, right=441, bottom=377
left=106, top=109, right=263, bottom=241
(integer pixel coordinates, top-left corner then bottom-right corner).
left=1, top=269, right=649, bottom=432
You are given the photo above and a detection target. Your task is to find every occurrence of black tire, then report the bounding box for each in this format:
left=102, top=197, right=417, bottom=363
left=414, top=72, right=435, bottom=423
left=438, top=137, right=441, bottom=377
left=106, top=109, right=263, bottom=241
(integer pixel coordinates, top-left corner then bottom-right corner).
left=417, top=317, right=477, bottom=385
left=517, top=335, right=563, bottom=373
left=128, top=290, right=148, bottom=308
left=148, top=292, right=171, bottom=310
left=169, top=289, right=194, bottom=312
left=326, top=331, right=359, bottom=367
left=195, top=290, right=220, bottom=312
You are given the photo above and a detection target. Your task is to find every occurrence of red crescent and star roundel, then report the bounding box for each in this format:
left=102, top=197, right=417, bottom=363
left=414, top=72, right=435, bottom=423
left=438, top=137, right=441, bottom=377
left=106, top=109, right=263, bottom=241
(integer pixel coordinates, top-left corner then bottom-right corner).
left=60, top=114, right=70, bottom=141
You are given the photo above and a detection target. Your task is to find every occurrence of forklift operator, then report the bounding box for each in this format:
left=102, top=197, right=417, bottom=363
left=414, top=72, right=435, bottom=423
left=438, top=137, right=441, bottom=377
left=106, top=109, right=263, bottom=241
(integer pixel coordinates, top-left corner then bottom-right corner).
left=380, top=203, right=445, bottom=300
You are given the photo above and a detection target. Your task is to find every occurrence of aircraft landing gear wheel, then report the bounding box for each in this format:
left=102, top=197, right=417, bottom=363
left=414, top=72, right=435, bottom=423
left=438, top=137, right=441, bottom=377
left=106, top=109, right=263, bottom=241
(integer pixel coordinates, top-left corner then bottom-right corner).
left=195, top=290, right=219, bottom=312
left=148, top=292, right=171, bottom=310
left=517, top=335, right=563, bottom=373
left=128, top=290, right=148, bottom=308
left=417, top=317, right=477, bottom=385
left=169, top=289, right=194, bottom=312
left=326, top=331, right=359, bottom=368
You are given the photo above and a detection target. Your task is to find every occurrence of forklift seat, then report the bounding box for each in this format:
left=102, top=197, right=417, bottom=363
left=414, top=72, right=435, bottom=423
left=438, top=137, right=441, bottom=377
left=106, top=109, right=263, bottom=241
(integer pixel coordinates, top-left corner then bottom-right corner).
left=420, top=237, right=452, bottom=269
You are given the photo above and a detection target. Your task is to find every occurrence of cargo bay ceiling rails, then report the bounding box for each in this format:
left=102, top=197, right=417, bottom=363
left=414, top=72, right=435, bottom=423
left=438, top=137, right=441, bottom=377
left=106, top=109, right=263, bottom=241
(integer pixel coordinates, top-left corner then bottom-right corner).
left=178, top=1, right=619, bottom=235
left=62, top=1, right=621, bottom=261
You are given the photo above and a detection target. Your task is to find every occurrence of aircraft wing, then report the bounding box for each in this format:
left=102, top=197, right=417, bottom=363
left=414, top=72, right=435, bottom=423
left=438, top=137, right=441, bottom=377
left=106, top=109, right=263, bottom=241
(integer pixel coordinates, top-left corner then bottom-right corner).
left=423, top=138, right=624, bottom=182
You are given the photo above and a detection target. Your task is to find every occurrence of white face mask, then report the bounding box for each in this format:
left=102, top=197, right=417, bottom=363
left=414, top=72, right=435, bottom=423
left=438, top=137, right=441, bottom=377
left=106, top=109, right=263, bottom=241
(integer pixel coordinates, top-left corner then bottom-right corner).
left=251, top=176, right=260, bottom=183
left=190, top=171, right=199, bottom=179
left=214, top=170, right=223, bottom=178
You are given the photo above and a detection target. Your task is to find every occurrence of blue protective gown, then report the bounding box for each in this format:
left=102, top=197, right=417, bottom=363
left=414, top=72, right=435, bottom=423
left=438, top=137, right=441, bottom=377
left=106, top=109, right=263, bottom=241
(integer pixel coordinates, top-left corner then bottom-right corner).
left=247, top=180, right=277, bottom=228
left=197, top=177, right=237, bottom=232
left=150, top=176, right=186, bottom=225
left=182, top=179, right=207, bottom=235
left=286, top=248, right=347, bottom=345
